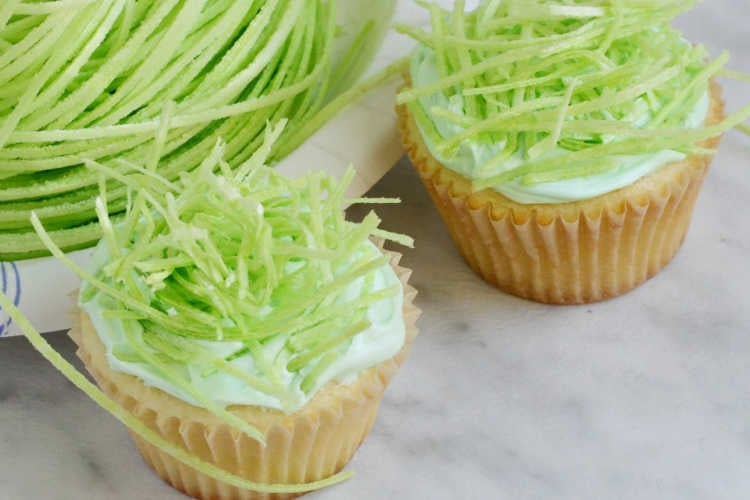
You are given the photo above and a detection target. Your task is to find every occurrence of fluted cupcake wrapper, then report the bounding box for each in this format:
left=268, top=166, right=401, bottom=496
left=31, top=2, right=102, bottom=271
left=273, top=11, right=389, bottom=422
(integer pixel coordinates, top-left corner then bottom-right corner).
left=397, top=83, right=723, bottom=304
left=70, top=246, right=420, bottom=500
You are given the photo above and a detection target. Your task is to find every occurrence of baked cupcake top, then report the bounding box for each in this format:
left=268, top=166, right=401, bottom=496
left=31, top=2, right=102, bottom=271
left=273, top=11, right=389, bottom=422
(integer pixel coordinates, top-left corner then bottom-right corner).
left=398, top=1, right=749, bottom=204
left=72, top=124, right=410, bottom=419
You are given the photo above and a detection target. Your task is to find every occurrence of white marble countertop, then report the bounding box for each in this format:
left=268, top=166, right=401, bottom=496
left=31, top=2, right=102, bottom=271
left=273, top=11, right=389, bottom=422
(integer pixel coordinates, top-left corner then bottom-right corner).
left=1, top=2, right=749, bottom=499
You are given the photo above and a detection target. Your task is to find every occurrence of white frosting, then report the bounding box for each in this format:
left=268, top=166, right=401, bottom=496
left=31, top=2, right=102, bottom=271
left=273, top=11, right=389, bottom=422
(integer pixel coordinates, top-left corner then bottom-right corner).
left=80, top=240, right=405, bottom=413
left=411, top=46, right=711, bottom=204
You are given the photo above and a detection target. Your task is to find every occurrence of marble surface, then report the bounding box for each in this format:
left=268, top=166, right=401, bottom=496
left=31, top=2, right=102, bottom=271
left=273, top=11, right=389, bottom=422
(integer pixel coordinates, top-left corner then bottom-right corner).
left=1, top=2, right=750, bottom=499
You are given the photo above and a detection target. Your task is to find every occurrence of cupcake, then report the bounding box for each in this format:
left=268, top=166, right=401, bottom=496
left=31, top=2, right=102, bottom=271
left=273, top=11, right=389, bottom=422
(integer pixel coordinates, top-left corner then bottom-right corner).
left=16, top=126, right=419, bottom=498
left=396, top=1, right=744, bottom=304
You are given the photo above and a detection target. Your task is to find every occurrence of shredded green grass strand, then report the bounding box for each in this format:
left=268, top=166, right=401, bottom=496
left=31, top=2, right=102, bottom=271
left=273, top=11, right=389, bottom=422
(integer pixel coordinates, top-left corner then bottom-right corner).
left=399, top=0, right=746, bottom=187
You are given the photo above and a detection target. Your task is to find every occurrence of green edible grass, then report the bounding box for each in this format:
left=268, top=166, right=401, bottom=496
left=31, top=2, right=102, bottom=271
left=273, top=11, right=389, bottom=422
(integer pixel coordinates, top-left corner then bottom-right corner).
left=398, top=0, right=750, bottom=188
left=0, top=0, right=394, bottom=258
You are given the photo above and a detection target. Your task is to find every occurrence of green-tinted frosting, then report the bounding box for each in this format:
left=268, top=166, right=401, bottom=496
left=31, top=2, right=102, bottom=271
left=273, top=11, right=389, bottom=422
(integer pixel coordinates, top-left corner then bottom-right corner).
left=81, top=239, right=405, bottom=413
left=410, top=45, right=710, bottom=204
